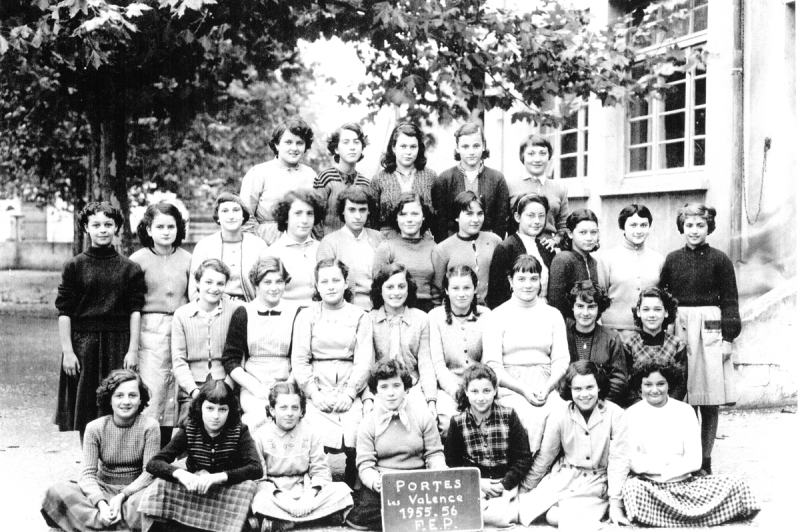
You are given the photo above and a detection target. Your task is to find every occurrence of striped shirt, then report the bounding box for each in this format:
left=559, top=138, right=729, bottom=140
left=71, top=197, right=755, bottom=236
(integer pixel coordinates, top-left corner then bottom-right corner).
left=172, top=299, right=241, bottom=395
left=79, top=414, right=160, bottom=505
left=313, top=166, right=371, bottom=238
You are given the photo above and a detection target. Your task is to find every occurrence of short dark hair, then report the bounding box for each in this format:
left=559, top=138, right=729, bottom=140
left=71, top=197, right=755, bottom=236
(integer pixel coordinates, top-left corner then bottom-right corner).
left=371, top=262, right=418, bottom=310
left=451, top=190, right=486, bottom=222
left=336, top=186, right=374, bottom=222
left=567, top=281, right=612, bottom=316
left=389, top=192, right=432, bottom=235
left=96, top=369, right=150, bottom=416
left=327, top=123, right=369, bottom=163
left=249, top=255, right=291, bottom=288
left=271, top=189, right=323, bottom=233
left=268, top=381, right=307, bottom=418
left=186, top=379, right=240, bottom=431
left=80, top=202, right=124, bottom=235
left=137, top=202, right=187, bottom=248
left=510, top=254, right=542, bottom=277
left=455, top=363, right=497, bottom=411
left=194, top=258, right=231, bottom=284
left=312, top=258, right=354, bottom=303
left=562, top=208, right=600, bottom=252
left=632, top=286, right=679, bottom=330
left=629, top=358, right=685, bottom=396
left=443, top=265, right=480, bottom=325
left=381, top=122, right=427, bottom=173
left=676, top=202, right=716, bottom=235
left=518, top=134, right=553, bottom=162
left=270, top=117, right=314, bottom=155
left=453, top=122, right=490, bottom=161
left=618, top=204, right=653, bottom=230
left=367, top=359, right=413, bottom=394
left=559, top=361, right=610, bottom=401
left=212, top=192, right=251, bottom=225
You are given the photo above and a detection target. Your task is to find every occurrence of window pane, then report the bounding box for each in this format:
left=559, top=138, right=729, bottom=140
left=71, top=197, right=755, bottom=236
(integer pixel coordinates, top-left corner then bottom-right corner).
left=630, top=147, right=650, bottom=172
left=628, top=98, right=649, bottom=118
left=583, top=109, right=589, bottom=128
left=583, top=131, right=589, bottom=152
left=693, top=5, right=708, bottom=32
left=694, top=78, right=706, bottom=106
left=561, top=157, right=577, bottom=178
left=694, top=139, right=706, bottom=166
left=694, top=0, right=708, bottom=6
left=583, top=155, right=589, bottom=177
left=630, top=118, right=651, bottom=145
left=561, top=132, right=578, bottom=154
left=663, top=112, right=686, bottom=140
left=660, top=141, right=685, bottom=169
left=694, top=109, right=706, bottom=135
left=564, top=112, right=578, bottom=130
left=665, top=81, right=686, bottom=112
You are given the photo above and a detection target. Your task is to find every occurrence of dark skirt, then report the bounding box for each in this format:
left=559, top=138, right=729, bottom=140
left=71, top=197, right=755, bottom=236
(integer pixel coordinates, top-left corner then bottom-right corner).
left=55, top=330, right=130, bottom=433
left=623, top=475, right=760, bottom=527
left=345, top=487, right=383, bottom=530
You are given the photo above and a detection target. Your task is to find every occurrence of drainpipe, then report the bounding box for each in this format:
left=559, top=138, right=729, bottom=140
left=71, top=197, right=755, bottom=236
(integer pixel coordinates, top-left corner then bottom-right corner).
left=730, top=0, right=744, bottom=262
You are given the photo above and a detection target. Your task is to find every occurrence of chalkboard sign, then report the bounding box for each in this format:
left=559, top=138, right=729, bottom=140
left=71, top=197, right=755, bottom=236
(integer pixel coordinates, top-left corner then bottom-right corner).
left=381, top=468, right=482, bottom=532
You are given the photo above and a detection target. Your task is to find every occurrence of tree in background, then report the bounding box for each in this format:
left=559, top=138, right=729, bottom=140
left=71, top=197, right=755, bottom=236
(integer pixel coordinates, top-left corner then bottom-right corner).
left=1, top=0, right=703, bottom=253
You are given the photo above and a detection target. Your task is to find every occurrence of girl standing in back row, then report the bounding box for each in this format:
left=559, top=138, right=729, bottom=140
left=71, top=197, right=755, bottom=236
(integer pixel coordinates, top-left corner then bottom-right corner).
left=659, top=203, right=740, bottom=474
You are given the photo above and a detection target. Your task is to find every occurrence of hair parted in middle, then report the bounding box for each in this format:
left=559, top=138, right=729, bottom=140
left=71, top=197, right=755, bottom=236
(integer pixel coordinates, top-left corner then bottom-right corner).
left=136, top=201, right=187, bottom=248
left=559, top=360, right=610, bottom=402
left=568, top=281, right=612, bottom=316
left=443, top=265, right=481, bottom=325
left=371, top=262, right=418, bottom=310
left=270, top=117, right=314, bottom=155
left=96, top=369, right=150, bottom=416
left=186, top=378, right=241, bottom=431
left=453, top=122, right=490, bottom=161
left=631, top=286, right=679, bottom=331
left=312, top=258, right=354, bottom=303
left=327, top=122, right=369, bottom=163
left=249, top=255, right=291, bottom=288
left=212, top=192, right=251, bottom=225
left=271, top=189, right=323, bottom=233
left=618, top=203, right=653, bottom=230
left=194, top=258, right=231, bottom=283
left=455, top=362, right=498, bottom=411
left=389, top=192, right=433, bottom=235
left=367, top=358, right=413, bottom=394
left=381, top=122, right=427, bottom=173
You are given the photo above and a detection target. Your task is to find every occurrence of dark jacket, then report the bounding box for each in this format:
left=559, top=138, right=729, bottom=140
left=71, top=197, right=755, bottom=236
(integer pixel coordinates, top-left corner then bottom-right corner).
left=564, top=319, right=627, bottom=405
left=486, top=233, right=556, bottom=309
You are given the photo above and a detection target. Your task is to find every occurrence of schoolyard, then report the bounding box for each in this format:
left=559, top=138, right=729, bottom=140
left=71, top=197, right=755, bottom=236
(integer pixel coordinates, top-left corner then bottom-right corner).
left=0, top=279, right=797, bottom=530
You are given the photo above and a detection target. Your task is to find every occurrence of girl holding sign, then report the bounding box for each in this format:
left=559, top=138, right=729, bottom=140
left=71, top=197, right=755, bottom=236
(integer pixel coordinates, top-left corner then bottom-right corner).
left=346, top=359, right=446, bottom=531
left=444, top=363, right=532, bottom=528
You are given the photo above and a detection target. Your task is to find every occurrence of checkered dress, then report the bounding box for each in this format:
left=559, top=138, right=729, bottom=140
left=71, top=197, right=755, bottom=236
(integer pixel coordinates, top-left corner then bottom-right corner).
left=623, top=475, right=760, bottom=527
left=139, top=478, right=257, bottom=532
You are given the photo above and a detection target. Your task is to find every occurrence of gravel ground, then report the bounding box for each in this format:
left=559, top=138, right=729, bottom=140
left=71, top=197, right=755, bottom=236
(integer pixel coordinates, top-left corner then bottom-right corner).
left=1, top=315, right=796, bottom=531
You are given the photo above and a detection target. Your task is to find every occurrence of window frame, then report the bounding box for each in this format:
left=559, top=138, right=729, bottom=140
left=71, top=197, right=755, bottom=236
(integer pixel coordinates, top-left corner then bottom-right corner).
left=542, top=102, right=591, bottom=180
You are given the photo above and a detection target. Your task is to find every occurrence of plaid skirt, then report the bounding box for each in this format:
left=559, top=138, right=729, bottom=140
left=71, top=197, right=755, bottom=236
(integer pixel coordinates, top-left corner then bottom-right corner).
left=41, top=480, right=146, bottom=532
left=138, top=478, right=257, bottom=532
left=623, top=475, right=760, bottom=527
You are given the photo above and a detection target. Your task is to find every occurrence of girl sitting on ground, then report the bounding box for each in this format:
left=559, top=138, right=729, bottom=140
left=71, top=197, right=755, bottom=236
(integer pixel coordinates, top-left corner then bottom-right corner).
left=346, top=359, right=446, bottom=530
left=251, top=382, right=353, bottom=531
left=623, top=287, right=688, bottom=408
left=42, top=369, right=160, bottom=532
left=444, top=363, right=532, bottom=528
left=140, top=379, right=262, bottom=532
left=623, top=359, right=760, bottom=527
left=519, top=361, right=629, bottom=529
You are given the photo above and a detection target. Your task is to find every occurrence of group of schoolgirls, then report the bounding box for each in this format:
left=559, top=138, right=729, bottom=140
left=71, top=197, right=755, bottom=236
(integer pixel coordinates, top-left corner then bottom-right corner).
left=42, top=117, right=760, bottom=532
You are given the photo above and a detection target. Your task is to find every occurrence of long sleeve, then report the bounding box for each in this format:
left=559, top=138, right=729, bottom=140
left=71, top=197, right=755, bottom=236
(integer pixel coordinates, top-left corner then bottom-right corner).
left=416, top=319, right=437, bottom=401
left=430, top=175, right=449, bottom=243
left=525, top=407, right=563, bottom=489
left=368, top=176, right=384, bottom=230
left=240, top=169, right=263, bottom=233
left=428, top=316, right=461, bottom=398
left=55, top=259, right=79, bottom=316
left=606, top=406, right=629, bottom=501
left=421, top=412, right=446, bottom=470
left=482, top=312, right=516, bottom=390
left=147, top=429, right=189, bottom=480
left=548, top=313, right=570, bottom=384
left=316, top=238, right=336, bottom=263
left=124, top=264, right=146, bottom=314
left=290, top=308, right=316, bottom=395
left=222, top=306, right=250, bottom=375
left=171, top=313, right=196, bottom=395
left=223, top=426, right=263, bottom=484
left=717, top=253, right=741, bottom=341
left=356, top=417, right=380, bottom=489
left=121, top=423, right=160, bottom=498
left=605, top=332, right=628, bottom=404
left=372, top=241, right=393, bottom=277
left=443, top=417, right=466, bottom=468
left=77, top=425, right=108, bottom=506
left=486, top=242, right=513, bottom=309
left=492, top=177, right=510, bottom=240
left=547, top=252, right=574, bottom=319
left=432, top=244, right=448, bottom=297
left=555, top=187, right=569, bottom=232
left=307, top=429, right=333, bottom=487
left=672, top=345, right=689, bottom=402
left=502, top=410, right=533, bottom=490
left=345, top=312, right=374, bottom=399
